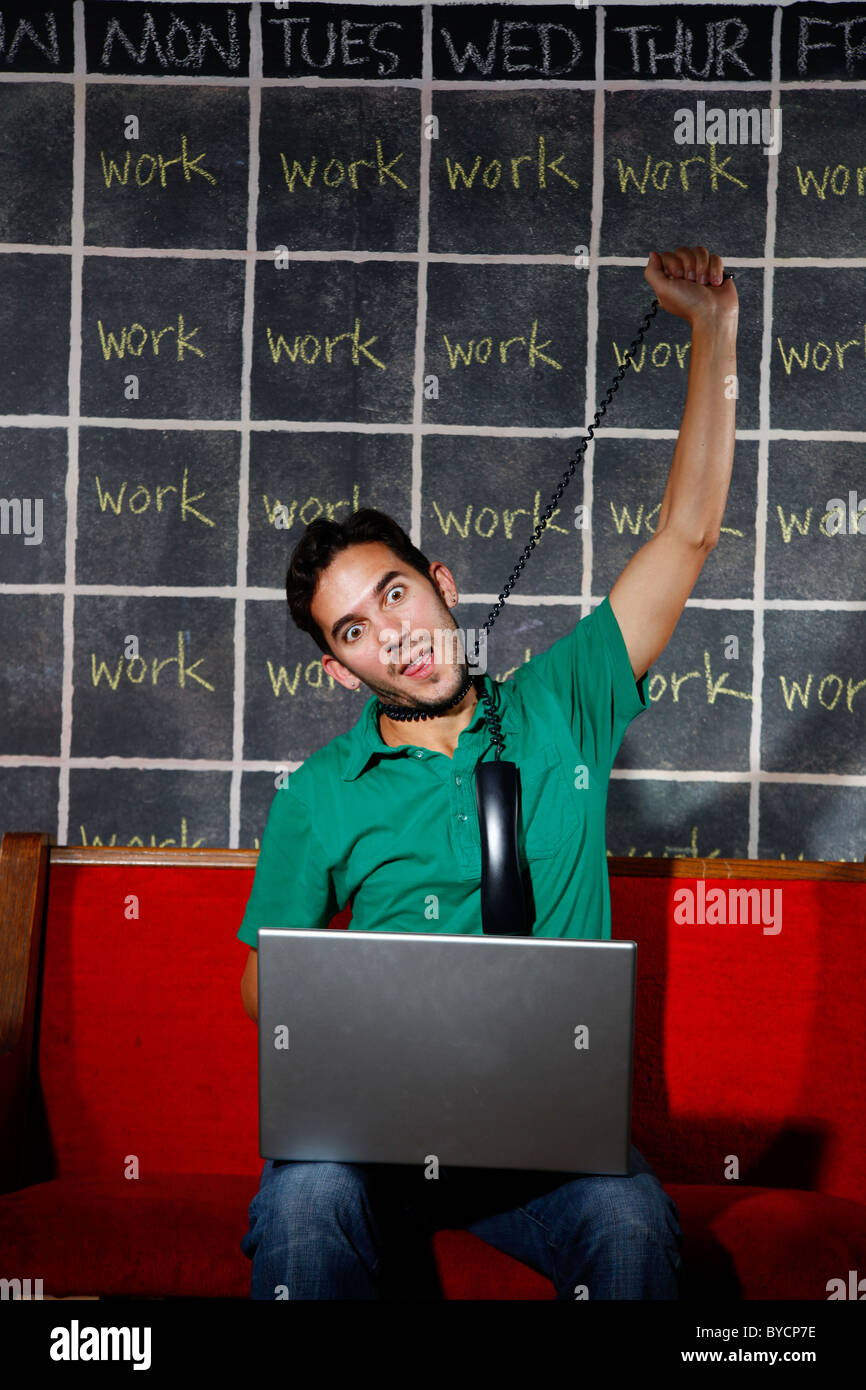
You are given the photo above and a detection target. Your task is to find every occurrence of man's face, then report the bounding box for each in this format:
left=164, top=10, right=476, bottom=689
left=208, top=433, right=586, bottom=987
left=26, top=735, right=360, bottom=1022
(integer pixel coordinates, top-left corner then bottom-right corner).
left=311, top=542, right=471, bottom=714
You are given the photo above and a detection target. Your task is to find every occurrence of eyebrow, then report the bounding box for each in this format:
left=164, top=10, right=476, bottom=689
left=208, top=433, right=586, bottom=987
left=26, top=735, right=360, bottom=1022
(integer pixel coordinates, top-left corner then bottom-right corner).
left=330, top=570, right=408, bottom=642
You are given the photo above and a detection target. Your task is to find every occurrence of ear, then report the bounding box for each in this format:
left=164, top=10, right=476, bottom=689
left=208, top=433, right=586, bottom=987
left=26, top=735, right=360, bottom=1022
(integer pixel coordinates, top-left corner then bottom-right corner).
left=321, top=652, right=360, bottom=690
left=429, top=560, right=458, bottom=605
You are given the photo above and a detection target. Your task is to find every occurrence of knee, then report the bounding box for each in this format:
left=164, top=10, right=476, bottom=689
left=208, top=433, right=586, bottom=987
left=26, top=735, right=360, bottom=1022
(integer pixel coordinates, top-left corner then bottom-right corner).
left=250, top=1160, right=373, bottom=1233
left=588, top=1173, right=682, bottom=1250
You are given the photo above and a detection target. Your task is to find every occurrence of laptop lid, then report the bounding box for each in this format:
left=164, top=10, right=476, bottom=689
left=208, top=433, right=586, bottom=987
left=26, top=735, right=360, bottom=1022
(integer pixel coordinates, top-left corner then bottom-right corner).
left=257, top=929, right=636, bottom=1175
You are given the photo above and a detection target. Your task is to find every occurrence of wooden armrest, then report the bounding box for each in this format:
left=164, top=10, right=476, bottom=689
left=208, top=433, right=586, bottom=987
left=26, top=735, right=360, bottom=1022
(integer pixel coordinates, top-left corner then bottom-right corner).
left=0, top=831, right=50, bottom=1193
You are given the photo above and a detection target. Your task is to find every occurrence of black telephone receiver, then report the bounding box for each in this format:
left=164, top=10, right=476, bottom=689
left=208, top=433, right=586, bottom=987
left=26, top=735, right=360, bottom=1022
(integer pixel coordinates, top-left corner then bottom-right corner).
left=468, top=277, right=734, bottom=935
left=475, top=759, right=526, bottom=935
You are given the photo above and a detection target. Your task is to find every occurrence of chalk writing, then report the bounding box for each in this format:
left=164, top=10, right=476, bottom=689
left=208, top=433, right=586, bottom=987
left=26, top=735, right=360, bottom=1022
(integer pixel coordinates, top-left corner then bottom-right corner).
left=0, top=9, right=61, bottom=65
left=99, top=8, right=241, bottom=71
left=611, top=18, right=753, bottom=79
left=78, top=815, right=204, bottom=848
left=441, top=320, right=561, bottom=371
left=443, top=136, right=578, bottom=191
left=99, top=135, right=216, bottom=188
left=796, top=14, right=866, bottom=77
left=776, top=328, right=866, bottom=374
left=776, top=501, right=866, bottom=541
left=91, top=632, right=214, bottom=691
left=278, top=139, right=407, bottom=191
left=778, top=672, right=866, bottom=712
left=612, top=339, right=690, bottom=372
left=646, top=652, right=752, bottom=706
left=262, top=482, right=360, bottom=530
left=609, top=827, right=721, bottom=859
left=608, top=499, right=744, bottom=542
left=438, top=18, right=582, bottom=77
left=615, top=147, right=747, bottom=193
left=94, top=467, right=213, bottom=527
left=265, top=319, right=385, bottom=369
left=266, top=658, right=339, bottom=695
left=96, top=315, right=204, bottom=361
left=431, top=491, right=569, bottom=539
left=267, top=15, right=403, bottom=76
left=795, top=164, right=866, bottom=198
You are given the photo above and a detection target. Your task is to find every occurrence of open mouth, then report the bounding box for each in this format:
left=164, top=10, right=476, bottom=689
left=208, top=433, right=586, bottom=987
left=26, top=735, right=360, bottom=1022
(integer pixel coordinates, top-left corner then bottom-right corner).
left=402, top=650, right=433, bottom=678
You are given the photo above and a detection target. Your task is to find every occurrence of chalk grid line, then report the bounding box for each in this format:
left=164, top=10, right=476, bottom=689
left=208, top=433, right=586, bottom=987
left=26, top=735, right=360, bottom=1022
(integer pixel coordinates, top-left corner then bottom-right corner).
left=55, top=0, right=87, bottom=850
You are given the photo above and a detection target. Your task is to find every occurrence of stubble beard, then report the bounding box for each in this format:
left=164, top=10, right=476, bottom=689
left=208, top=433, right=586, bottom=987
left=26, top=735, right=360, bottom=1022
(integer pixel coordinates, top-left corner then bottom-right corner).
left=364, top=653, right=474, bottom=716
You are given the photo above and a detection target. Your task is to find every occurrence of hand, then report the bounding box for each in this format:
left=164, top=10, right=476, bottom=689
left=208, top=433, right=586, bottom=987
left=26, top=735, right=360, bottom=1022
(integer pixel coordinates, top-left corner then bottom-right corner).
left=644, top=245, right=738, bottom=327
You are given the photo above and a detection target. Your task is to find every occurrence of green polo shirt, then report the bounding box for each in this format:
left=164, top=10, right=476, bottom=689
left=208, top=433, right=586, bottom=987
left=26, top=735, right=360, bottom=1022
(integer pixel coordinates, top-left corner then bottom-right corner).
left=237, top=594, right=649, bottom=946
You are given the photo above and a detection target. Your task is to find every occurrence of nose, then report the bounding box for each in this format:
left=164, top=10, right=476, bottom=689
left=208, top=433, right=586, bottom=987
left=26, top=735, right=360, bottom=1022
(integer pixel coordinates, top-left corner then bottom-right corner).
left=378, top=619, right=415, bottom=665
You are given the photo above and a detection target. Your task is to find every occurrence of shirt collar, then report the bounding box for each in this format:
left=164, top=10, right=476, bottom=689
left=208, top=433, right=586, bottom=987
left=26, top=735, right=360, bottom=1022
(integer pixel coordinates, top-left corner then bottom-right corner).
left=340, top=672, right=509, bottom=782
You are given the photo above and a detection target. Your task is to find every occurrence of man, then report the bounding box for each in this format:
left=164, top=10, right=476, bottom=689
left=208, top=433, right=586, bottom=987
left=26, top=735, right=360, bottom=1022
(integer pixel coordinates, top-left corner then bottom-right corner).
left=238, top=245, right=738, bottom=1299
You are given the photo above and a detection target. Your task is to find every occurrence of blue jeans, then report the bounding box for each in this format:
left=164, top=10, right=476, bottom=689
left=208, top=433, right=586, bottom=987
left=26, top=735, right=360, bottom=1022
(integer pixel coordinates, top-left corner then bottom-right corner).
left=240, top=1144, right=683, bottom=1300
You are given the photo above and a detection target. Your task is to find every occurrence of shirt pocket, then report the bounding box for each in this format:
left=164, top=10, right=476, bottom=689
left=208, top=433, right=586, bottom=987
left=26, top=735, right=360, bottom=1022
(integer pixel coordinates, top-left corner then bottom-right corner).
left=516, top=741, right=579, bottom=860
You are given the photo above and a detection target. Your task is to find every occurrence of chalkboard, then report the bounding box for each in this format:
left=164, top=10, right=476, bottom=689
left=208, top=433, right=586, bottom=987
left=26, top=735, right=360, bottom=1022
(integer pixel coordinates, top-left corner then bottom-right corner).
left=418, top=434, right=587, bottom=597
left=1, top=0, right=865, bottom=865
left=591, top=437, right=758, bottom=601
left=250, top=258, right=418, bottom=421
left=604, top=5, right=773, bottom=81
left=257, top=86, right=420, bottom=252
left=764, top=440, right=865, bottom=602
left=80, top=256, right=246, bottom=419
left=427, top=88, right=595, bottom=253
left=0, top=254, right=71, bottom=414
left=76, top=428, right=242, bottom=586
left=70, top=594, right=236, bottom=759
left=84, top=85, right=250, bottom=249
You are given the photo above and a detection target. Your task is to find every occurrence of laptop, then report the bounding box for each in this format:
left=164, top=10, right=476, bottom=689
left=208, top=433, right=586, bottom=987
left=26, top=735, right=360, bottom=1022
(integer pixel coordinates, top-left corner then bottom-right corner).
left=257, top=929, right=636, bottom=1175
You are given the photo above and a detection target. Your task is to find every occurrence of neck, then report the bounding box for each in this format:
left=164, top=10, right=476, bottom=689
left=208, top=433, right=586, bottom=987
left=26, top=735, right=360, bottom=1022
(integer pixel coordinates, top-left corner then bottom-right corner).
left=376, top=672, right=480, bottom=751
left=377, top=669, right=476, bottom=722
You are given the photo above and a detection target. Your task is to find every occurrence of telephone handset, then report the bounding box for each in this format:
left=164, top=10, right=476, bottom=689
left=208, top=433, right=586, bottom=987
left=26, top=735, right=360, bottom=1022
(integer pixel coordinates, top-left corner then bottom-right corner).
left=379, top=278, right=734, bottom=935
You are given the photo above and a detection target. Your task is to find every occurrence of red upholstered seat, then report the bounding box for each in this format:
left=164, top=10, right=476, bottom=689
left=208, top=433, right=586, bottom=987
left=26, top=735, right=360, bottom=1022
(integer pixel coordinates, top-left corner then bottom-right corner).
left=1, top=847, right=864, bottom=1299
left=2, top=1176, right=864, bottom=1300
left=433, top=1186, right=866, bottom=1301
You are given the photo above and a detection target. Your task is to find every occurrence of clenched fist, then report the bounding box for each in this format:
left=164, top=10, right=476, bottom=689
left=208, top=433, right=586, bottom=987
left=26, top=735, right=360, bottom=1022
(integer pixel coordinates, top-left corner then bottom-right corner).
left=644, top=245, right=738, bottom=326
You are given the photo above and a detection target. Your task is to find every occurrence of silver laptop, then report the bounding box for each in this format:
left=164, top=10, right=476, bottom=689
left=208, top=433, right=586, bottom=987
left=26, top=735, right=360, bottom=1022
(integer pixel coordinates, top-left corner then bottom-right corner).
left=257, top=929, right=636, bottom=1174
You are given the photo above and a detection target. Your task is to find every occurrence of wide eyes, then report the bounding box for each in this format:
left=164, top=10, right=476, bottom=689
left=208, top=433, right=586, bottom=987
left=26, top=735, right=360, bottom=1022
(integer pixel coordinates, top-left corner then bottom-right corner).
left=344, top=585, right=405, bottom=644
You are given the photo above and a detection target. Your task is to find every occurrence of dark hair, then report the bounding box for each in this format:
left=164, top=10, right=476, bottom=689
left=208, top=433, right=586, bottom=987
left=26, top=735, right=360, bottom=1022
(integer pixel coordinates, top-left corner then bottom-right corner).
left=285, top=509, right=436, bottom=656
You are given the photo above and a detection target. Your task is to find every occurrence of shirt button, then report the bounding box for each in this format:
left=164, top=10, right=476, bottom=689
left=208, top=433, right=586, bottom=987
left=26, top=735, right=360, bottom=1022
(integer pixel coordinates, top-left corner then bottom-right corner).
left=458, top=813, right=467, bottom=821
left=415, top=750, right=423, bottom=757
left=455, top=775, right=462, bottom=785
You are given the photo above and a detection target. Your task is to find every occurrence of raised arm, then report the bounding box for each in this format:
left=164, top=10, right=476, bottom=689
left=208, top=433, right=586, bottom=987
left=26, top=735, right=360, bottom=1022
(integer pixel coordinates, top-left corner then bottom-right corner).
left=608, top=245, right=739, bottom=680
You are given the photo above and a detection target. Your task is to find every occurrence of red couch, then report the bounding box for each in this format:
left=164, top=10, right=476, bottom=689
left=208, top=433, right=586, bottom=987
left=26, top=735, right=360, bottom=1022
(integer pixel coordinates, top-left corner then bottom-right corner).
left=1, top=831, right=864, bottom=1299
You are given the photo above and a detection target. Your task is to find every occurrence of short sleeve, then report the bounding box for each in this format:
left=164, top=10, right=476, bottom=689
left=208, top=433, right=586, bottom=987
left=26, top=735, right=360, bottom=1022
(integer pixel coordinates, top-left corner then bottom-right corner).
left=236, top=787, right=339, bottom=948
left=518, top=594, right=650, bottom=770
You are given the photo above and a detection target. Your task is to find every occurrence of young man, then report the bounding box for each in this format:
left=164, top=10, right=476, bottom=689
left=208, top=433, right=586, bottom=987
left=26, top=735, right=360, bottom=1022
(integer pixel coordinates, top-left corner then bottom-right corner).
left=238, top=246, right=738, bottom=1299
